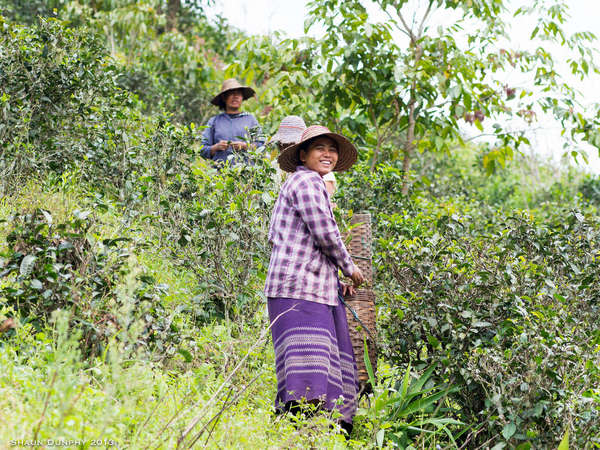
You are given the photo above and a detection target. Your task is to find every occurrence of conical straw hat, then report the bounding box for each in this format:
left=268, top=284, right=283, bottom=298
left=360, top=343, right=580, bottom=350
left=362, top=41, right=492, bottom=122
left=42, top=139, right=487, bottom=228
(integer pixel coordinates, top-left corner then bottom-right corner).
left=210, top=78, right=255, bottom=108
left=277, top=125, right=358, bottom=173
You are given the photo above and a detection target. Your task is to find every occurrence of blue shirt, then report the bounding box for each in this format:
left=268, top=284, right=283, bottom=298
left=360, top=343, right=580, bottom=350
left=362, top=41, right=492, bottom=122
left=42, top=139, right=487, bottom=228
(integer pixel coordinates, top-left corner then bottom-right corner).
left=200, top=112, right=264, bottom=163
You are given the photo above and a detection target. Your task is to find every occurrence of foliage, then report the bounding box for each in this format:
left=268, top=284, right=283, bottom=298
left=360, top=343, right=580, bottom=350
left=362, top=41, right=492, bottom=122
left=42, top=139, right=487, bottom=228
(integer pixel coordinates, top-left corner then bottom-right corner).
left=162, top=148, right=278, bottom=323
left=0, top=298, right=351, bottom=448
left=59, top=0, right=232, bottom=125
left=579, top=174, right=600, bottom=207
left=226, top=32, right=325, bottom=133
left=1, top=2, right=600, bottom=448
left=376, top=203, right=600, bottom=447
left=0, top=16, right=136, bottom=193
left=0, top=208, right=179, bottom=357
left=305, top=0, right=600, bottom=193
left=354, top=357, right=462, bottom=448
left=0, top=0, right=65, bottom=24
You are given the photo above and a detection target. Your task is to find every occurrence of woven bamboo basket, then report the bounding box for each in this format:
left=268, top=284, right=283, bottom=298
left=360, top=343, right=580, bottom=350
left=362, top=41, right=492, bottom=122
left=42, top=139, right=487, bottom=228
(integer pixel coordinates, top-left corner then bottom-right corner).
left=345, top=214, right=373, bottom=282
left=343, top=213, right=377, bottom=391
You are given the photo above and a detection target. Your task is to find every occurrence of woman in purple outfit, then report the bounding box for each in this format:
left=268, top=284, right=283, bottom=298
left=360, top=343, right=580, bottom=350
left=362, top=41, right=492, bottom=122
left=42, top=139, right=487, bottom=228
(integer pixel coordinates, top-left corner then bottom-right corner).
left=264, top=125, right=364, bottom=434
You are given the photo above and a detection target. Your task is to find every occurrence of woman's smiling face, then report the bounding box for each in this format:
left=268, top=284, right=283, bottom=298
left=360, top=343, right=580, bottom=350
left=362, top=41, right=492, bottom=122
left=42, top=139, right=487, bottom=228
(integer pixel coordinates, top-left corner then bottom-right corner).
left=300, top=136, right=339, bottom=176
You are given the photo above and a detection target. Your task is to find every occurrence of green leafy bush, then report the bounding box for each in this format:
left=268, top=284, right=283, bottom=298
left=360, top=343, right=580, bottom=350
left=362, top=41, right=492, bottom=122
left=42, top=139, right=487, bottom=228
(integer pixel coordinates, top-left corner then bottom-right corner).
left=579, top=174, right=600, bottom=207
left=354, top=357, right=462, bottom=448
left=0, top=208, right=179, bottom=356
left=0, top=17, right=137, bottom=192
left=163, top=149, right=277, bottom=323
left=376, top=204, right=600, bottom=447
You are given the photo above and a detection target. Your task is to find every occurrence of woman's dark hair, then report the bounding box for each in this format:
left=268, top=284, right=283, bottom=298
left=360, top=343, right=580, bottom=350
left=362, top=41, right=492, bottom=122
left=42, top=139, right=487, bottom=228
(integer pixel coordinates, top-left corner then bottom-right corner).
left=297, top=139, right=313, bottom=165
left=299, top=139, right=312, bottom=152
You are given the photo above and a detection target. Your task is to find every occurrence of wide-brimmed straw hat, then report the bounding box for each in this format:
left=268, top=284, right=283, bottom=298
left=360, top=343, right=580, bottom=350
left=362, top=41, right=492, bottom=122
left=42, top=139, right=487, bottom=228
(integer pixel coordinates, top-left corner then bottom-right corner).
left=210, top=78, right=255, bottom=108
left=269, top=116, right=307, bottom=146
left=277, top=125, right=358, bottom=173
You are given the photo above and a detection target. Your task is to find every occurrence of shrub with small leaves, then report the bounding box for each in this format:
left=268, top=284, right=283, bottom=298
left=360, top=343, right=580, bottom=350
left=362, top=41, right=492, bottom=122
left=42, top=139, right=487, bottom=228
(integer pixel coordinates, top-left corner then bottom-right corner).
left=162, top=147, right=277, bottom=324
left=0, top=208, right=179, bottom=357
left=376, top=205, right=600, bottom=447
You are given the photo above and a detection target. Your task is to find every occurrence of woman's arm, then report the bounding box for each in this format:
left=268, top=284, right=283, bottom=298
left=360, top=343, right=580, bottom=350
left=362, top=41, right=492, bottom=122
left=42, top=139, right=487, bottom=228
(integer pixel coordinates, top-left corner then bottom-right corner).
left=200, top=116, right=217, bottom=159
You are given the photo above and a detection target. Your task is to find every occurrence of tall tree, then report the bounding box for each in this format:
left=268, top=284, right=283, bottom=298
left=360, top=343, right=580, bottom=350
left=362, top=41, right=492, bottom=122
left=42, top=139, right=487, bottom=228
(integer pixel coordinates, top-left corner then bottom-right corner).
left=307, top=0, right=600, bottom=194
left=166, top=0, right=180, bottom=31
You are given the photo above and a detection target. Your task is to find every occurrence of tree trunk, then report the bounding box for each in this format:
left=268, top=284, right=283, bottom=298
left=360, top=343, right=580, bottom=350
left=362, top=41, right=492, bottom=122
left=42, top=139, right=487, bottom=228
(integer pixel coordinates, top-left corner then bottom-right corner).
left=402, top=77, right=418, bottom=195
left=167, top=0, right=180, bottom=32
left=370, top=108, right=381, bottom=171
left=401, top=106, right=415, bottom=195
left=401, top=43, right=423, bottom=196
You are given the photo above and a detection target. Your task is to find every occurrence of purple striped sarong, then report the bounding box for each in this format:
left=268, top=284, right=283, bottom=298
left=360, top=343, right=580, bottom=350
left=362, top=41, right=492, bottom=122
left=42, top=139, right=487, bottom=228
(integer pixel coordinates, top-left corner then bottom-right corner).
left=267, top=296, right=359, bottom=424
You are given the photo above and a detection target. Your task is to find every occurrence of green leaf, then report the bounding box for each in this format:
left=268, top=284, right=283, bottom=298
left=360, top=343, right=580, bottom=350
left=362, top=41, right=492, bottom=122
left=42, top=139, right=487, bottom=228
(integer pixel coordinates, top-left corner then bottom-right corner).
left=502, top=422, right=516, bottom=440
left=400, top=361, right=411, bottom=398
left=463, top=92, right=472, bottom=111
left=531, top=26, right=539, bottom=39
left=19, top=255, right=36, bottom=277
left=177, top=348, right=192, bottom=363
left=363, top=338, right=376, bottom=388
left=31, top=279, right=43, bottom=290
left=408, top=364, right=436, bottom=395
left=557, top=430, right=569, bottom=450
left=394, top=388, right=453, bottom=418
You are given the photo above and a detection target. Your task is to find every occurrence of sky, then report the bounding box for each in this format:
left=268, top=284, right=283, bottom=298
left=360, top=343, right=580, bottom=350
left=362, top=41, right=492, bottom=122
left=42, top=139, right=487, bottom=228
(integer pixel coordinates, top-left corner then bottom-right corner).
left=210, top=0, right=600, bottom=172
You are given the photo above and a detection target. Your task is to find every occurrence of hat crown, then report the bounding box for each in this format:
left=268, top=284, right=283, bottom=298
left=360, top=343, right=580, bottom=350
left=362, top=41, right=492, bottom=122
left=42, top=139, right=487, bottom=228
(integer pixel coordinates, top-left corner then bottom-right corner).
left=300, top=125, right=331, bottom=142
left=279, top=115, right=306, bottom=130
left=221, top=78, right=244, bottom=91
left=270, top=116, right=307, bottom=145
left=211, top=79, right=255, bottom=107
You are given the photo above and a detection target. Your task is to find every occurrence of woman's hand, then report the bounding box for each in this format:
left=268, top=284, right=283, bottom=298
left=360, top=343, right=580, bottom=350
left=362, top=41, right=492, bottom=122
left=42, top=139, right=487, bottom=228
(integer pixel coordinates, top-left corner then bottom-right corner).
left=341, top=283, right=356, bottom=297
left=350, top=266, right=365, bottom=288
left=210, top=140, right=229, bottom=156
left=231, top=141, right=247, bottom=151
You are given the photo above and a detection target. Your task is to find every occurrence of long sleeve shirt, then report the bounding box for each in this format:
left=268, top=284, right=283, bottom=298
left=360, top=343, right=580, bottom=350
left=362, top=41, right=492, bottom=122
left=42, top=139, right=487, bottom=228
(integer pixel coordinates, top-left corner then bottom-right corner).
left=264, top=166, right=355, bottom=306
left=200, top=112, right=264, bottom=163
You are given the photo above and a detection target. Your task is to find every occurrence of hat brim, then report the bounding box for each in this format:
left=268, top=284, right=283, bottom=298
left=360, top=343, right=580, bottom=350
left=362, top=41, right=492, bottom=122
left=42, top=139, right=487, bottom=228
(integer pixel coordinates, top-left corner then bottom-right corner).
left=210, top=86, right=255, bottom=107
left=277, top=132, right=357, bottom=173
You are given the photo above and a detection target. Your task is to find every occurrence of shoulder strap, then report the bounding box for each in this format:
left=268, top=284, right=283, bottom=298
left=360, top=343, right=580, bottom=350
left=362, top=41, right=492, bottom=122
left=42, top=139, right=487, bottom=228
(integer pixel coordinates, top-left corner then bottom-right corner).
left=211, top=115, right=217, bottom=144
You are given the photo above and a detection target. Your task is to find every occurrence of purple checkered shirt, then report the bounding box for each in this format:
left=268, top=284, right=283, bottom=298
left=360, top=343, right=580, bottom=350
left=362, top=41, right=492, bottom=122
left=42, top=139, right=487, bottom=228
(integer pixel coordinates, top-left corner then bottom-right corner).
left=264, top=166, right=354, bottom=306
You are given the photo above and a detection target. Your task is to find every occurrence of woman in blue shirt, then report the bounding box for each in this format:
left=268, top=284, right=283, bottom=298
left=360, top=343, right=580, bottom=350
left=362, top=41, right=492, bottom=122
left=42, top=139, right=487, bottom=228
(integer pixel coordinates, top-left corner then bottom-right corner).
left=201, top=78, right=264, bottom=164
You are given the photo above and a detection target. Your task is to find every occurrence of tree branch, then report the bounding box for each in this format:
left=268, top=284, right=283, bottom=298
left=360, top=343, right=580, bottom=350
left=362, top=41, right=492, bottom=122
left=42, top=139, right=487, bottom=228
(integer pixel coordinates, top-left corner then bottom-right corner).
left=417, top=0, right=434, bottom=38
left=397, top=9, right=415, bottom=42
left=381, top=6, right=411, bottom=38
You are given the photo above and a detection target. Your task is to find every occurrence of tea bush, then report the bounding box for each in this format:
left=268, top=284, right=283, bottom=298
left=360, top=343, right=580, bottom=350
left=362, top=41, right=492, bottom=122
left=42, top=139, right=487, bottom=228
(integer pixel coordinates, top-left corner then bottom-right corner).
left=162, top=148, right=278, bottom=323
left=0, top=16, right=202, bottom=199
left=376, top=202, right=600, bottom=447
left=0, top=208, right=180, bottom=357
left=0, top=17, right=132, bottom=191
